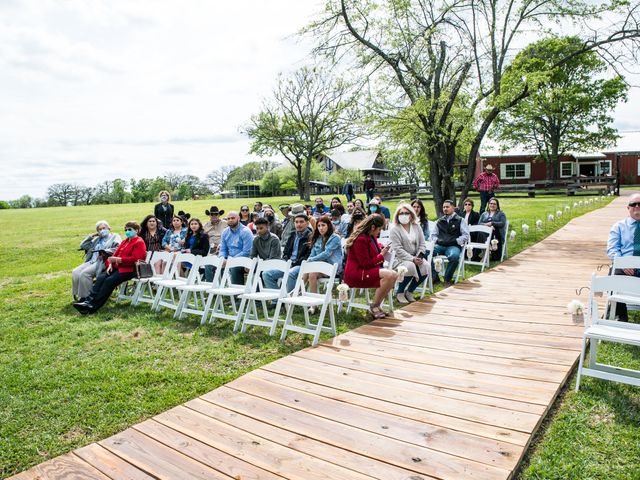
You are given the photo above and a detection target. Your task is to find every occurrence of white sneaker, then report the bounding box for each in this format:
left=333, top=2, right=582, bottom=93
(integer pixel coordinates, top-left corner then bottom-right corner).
left=404, top=291, right=416, bottom=303
left=396, top=292, right=409, bottom=304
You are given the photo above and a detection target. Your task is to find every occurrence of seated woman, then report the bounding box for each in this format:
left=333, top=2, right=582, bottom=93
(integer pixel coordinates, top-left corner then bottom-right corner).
left=183, top=217, right=210, bottom=256
left=345, top=206, right=366, bottom=238
left=390, top=204, right=428, bottom=304
left=410, top=199, right=430, bottom=240
left=457, top=197, right=480, bottom=226
left=140, top=214, right=167, bottom=273
left=162, top=215, right=187, bottom=253
left=330, top=209, right=349, bottom=237
left=478, top=197, right=507, bottom=261
left=73, top=221, right=147, bottom=314
left=353, top=198, right=365, bottom=211
left=239, top=205, right=251, bottom=226
left=343, top=215, right=398, bottom=319
left=306, top=217, right=343, bottom=311
left=72, top=220, right=121, bottom=301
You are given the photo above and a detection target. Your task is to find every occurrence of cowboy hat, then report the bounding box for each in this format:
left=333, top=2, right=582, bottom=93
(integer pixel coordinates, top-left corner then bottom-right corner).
left=205, top=206, right=225, bottom=216
left=290, top=203, right=305, bottom=214
left=485, top=164, right=494, bottom=171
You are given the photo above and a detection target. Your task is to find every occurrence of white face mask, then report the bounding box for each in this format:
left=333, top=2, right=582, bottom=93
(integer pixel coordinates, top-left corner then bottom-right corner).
left=398, top=214, right=411, bottom=225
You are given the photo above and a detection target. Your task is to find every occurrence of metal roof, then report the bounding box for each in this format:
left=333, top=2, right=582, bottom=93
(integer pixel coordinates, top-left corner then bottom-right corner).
left=326, top=150, right=380, bottom=170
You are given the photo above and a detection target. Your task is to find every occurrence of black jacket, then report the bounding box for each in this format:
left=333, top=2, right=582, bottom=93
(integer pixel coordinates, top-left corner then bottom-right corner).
left=154, top=203, right=175, bottom=229
left=456, top=208, right=480, bottom=227
left=283, top=227, right=312, bottom=267
left=184, top=231, right=210, bottom=256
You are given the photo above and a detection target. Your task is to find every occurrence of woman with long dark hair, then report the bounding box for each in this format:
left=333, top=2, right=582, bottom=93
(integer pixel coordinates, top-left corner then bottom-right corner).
left=183, top=218, right=210, bottom=256
left=343, top=215, right=398, bottom=319
left=139, top=215, right=167, bottom=252
left=306, top=216, right=343, bottom=300
left=479, top=197, right=507, bottom=261
left=410, top=199, right=430, bottom=239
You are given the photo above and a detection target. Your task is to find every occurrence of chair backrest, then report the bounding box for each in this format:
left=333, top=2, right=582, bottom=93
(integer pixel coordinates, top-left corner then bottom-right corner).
left=172, top=252, right=198, bottom=282
left=383, top=249, right=395, bottom=269
left=378, top=237, right=391, bottom=247
left=428, top=220, right=437, bottom=235
left=252, top=259, right=291, bottom=295
left=589, top=273, right=640, bottom=328
left=220, top=256, right=257, bottom=289
left=612, top=256, right=640, bottom=271
left=424, top=240, right=435, bottom=263
left=196, top=255, right=223, bottom=287
left=503, top=220, right=510, bottom=243
left=469, top=225, right=493, bottom=236
left=291, top=261, right=338, bottom=299
left=150, top=251, right=174, bottom=278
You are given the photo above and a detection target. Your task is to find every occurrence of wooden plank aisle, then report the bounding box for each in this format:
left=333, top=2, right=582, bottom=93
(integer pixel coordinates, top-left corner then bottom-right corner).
left=9, top=197, right=624, bottom=480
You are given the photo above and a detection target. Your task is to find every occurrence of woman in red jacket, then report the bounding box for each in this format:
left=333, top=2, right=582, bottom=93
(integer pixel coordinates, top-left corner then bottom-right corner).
left=343, top=215, right=398, bottom=319
left=73, top=220, right=147, bottom=314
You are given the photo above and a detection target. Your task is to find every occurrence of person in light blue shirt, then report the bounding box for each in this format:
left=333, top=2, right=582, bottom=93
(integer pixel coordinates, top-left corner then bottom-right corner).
left=306, top=217, right=343, bottom=299
left=219, top=211, right=254, bottom=284
left=606, top=193, right=640, bottom=321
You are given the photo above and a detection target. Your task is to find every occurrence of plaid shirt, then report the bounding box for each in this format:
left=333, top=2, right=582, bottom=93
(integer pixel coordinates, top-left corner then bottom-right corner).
left=473, top=172, right=500, bottom=192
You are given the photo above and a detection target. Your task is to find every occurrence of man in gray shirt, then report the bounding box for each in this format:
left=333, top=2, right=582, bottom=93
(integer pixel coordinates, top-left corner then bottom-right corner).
left=251, top=217, right=282, bottom=260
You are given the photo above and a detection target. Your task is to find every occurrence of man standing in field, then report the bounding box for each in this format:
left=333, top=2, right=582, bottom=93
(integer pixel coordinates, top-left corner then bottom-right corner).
left=473, top=163, right=500, bottom=214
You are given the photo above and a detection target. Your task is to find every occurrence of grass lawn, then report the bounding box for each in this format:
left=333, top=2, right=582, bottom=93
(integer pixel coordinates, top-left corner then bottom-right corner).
left=0, top=192, right=636, bottom=478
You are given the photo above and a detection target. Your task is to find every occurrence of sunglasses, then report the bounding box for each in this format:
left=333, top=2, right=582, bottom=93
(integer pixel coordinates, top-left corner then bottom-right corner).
left=628, top=202, right=640, bottom=208
left=464, top=203, right=472, bottom=206
left=241, top=209, right=249, bottom=211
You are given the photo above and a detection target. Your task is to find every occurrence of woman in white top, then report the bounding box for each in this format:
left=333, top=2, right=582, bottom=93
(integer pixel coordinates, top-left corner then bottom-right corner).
left=389, top=203, right=428, bottom=304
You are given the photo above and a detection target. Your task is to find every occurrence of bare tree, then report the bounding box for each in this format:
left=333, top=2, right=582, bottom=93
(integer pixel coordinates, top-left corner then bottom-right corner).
left=206, top=166, right=234, bottom=193
left=245, top=65, right=361, bottom=201
left=308, top=0, right=640, bottom=212
left=46, top=183, right=76, bottom=206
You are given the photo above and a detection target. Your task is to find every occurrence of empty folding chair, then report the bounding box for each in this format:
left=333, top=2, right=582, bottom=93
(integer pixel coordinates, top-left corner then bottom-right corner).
left=576, top=274, right=640, bottom=390
left=174, top=255, right=223, bottom=320
left=151, top=253, right=198, bottom=313
left=202, top=256, right=257, bottom=326
left=238, top=259, right=291, bottom=334
left=278, top=261, right=339, bottom=347
left=461, top=225, right=493, bottom=275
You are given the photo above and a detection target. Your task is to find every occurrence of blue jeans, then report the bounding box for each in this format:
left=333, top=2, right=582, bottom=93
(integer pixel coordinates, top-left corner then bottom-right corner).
left=263, top=266, right=300, bottom=293
left=229, top=266, right=245, bottom=285
left=432, top=244, right=461, bottom=282
left=479, top=191, right=495, bottom=215
left=365, top=189, right=374, bottom=203
left=397, top=272, right=428, bottom=294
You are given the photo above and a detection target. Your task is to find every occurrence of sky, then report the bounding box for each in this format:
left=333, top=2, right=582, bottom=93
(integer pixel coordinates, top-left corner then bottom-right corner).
left=1, top=1, right=638, bottom=200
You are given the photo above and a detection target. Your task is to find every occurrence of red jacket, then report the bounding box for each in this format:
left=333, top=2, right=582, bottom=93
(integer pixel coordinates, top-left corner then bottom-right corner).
left=343, top=233, right=385, bottom=288
left=109, top=236, right=147, bottom=273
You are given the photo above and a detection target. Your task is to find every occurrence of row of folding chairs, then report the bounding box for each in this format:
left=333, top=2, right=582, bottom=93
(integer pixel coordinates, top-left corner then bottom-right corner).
left=117, top=252, right=339, bottom=346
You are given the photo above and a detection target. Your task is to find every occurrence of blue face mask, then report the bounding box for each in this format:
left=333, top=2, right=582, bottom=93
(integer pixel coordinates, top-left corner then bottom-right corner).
left=370, top=206, right=378, bottom=212
left=332, top=220, right=340, bottom=225
left=125, top=230, right=136, bottom=239
left=99, top=229, right=109, bottom=238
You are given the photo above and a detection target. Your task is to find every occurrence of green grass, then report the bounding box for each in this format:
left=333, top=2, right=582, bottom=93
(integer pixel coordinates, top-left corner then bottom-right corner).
left=0, top=192, right=634, bottom=478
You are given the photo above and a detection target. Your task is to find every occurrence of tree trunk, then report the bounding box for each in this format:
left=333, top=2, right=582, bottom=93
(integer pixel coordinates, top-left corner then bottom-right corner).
left=296, top=163, right=304, bottom=200
left=303, top=156, right=313, bottom=202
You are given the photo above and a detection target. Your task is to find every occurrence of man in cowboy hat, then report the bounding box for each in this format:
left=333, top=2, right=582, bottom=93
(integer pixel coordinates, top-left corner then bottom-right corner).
left=203, top=206, right=227, bottom=255
left=473, top=162, right=500, bottom=214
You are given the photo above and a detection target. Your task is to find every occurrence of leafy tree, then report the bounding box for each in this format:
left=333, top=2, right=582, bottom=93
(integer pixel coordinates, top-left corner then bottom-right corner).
left=47, top=183, right=76, bottom=206
left=308, top=0, right=639, bottom=212
left=0, top=200, right=9, bottom=209
left=8, top=195, right=34, bottom=209
left=492, top=36, right=628, bottom=180
left=246, top=65, right=361, bottom=200
left=130, top=178, right=155, bottom=203
left=226, top=161, right=279, bottom=187
left=326, top=168, right=362, bottom=191
left=260, top=171, right=282, bottom=196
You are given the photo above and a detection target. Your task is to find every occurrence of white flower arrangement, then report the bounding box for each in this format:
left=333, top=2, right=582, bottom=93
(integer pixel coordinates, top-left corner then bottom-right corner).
left=490, top=238, right=499, bottom=251
left=567, top=299, right=585, bottom=323
left=466, top=245, right=474, bottom=259
left=607, top=192, right=612, bottom=196
left=536, top=219, right=543, bottom=230
left=573, top=202, right=578, bottom=208
left=509, top=230, right=516, bottom=242
left=565, top=205, right=570, bottom=212
left=556, top=210, right=562, bottom=219
left=434, top=257, right=444, bottom=273
left=336, top=283, right=350, bottom=301
left=547, top=214, right=554, bottom=222
left=522, top=224, right=530, bottom=235
left=578, top=200, right=584, bottom=206
left=396, top=265, right=408, bottom=276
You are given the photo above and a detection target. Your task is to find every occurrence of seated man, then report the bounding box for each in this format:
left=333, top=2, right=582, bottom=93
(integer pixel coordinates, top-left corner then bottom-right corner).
left=263, top=213, right=312, bottom=293
left=606, top=193, right=640, bottom=322
left=219, top=211, right=254, bottom=285
left=311, top=197, right=330, bottom=218
left=430, top=199, right=470, bottom=284
left=251, top=217, right=282, bottom=260
left=72, top=220, right=121, bottom=301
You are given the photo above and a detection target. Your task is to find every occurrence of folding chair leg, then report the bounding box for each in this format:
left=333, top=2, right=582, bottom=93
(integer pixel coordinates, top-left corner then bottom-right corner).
left=151, top=286, right=165, bottom=311
left=589, top=339, right=599, bottom=368
left=328, top=304, right=336, bottom=336
left=576, top=337, right=588, bottom=391
left=200, top=292, right=215, bottom=325
left=233, top=298, right=248, bottom=332
left=311, top=304, right=329, bottom=347
left=269, top=301, right=284, bottom=336
left=280, top=304, right=295, bottom=342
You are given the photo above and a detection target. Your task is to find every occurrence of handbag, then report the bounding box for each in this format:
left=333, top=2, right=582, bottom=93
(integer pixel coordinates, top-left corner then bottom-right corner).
left=135, top=252, right=154, bottom=279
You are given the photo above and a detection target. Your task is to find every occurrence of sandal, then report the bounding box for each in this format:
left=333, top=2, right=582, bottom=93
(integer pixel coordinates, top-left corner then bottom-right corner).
left=368, top=306, right=387, bottom=319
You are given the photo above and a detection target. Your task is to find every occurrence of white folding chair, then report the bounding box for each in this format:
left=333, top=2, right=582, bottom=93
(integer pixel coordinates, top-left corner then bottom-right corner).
left=607, top=256, right=640, bottom=319
left=117, top=251, right=175, bottom=306
left=414, top=240, right=435, bottom=299
left=151, top=253, right=198, bottom=313
left=238, top=259, right=291, bottom=334
left=278, top=261, right=339, bottom=347
left=576, top=274, right=640, bottom=390
left=378, top=237, right=391, bottom=247
left=346, top=250, right=396, bottom=313
left=202, top=256, right=257, bottom=326
left=461, top=225, right=493, bottom=274
left=174, top=255, right=223, bottom=320
left=432, top=241, right=466, bottom=284
left=116, top=250, right=153, bottom=303
left=500, top=220, right=510, bottom=261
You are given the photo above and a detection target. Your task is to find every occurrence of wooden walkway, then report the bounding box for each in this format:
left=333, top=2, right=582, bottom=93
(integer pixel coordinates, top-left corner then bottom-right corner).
left=10, top=198, right=623, bottom=480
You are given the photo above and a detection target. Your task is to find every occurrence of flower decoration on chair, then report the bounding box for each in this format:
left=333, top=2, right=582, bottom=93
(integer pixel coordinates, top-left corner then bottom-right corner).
left=567, top=299, right=585, bottom=324
left=578, top=200, right=584, bottom=207
left=522, top=224, right=529, bottom=235
left=434, top=257, right=444, bottom=273
left=336, top=283, right=350, bottom=302
left=396, top=265, right=408, bottom=280
left=573, top=202, right=578, bottom=209
left=466, top=245, right=474, bottom=259
left=490, top=239, right=499, bottom=251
